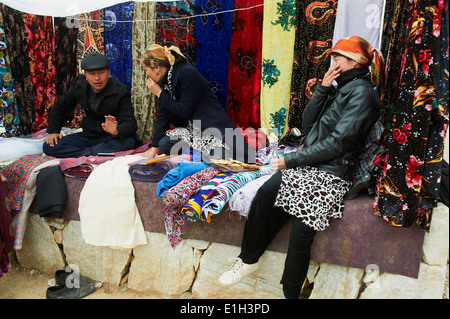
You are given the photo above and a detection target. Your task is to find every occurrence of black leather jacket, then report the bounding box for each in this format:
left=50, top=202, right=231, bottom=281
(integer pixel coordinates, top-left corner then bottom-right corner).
left=284, top=70, right=381, bottom=181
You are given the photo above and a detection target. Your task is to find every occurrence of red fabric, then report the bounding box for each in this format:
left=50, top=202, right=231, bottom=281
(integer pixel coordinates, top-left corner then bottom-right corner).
left=23, top=13, right=57, bottom=132
left=227, top=0, right=263, bottom=130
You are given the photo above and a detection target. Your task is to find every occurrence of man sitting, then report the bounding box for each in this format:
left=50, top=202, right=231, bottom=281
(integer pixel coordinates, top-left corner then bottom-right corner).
left=43, top=53, right=137, bottom=158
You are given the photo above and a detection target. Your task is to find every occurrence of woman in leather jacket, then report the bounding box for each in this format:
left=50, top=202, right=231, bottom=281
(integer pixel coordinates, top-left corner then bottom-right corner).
left=219, top=36, right=385, bottom=299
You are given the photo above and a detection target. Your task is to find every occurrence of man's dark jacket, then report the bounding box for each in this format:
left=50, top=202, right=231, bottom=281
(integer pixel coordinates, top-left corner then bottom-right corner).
left=46, top=75, right=137, bottom=139
left=284, top=70, right=381, bottom=181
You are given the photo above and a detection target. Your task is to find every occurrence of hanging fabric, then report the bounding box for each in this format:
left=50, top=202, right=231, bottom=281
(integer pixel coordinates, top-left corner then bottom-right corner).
left=1, top=4, right=35, bottom=135
left=332, top=0, right=385, bottom=49
left=260, top=0, right=296, bottom=141
left=373, top=0, right=447, bottom=231
left=379, top=0, right=411, bottom=125
left=53, top=17, right=79, bottom=100
left=131, top=1, right=157, bottom=142
left=289, top=0, right=337, bottom=131
left=194, top=0, right=233, bottom=109
left=104, top=1, right=134, bottom=90
left=156, top=1, right=196, bottom=65
left=0, top=11, right=20, bottom=137
left=22, top=13, right=57, bottom=132
left=227, top=0, right=263, bottom=130
left=76, top=10, right=105, bottom=74
left=72, top=10, right=105, bottom=128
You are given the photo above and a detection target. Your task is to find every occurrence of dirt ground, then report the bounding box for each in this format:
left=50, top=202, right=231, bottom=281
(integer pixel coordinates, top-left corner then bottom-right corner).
left=0, top=260, right=163, bottom=299
left=1, top=258, right=449, bottom=299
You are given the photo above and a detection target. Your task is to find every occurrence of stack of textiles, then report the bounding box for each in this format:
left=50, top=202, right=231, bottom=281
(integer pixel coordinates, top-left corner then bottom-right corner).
left=128, top=154, right=191, bottom=183
left=156, top=161, right=209, bottom=198
left=163, top=166, right=220, bottom=248
left=159, top=143, right=293, bottom=248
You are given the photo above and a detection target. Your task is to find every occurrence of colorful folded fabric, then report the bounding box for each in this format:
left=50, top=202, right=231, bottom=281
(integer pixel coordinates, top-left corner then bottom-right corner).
left=201, top=169, right=271, bottom=222
left=181, top=171, right=233, bottom=222
left=128, top=155, right=191, bottom=183
left=156, top=161, right=210, bottom=198
left=163, top=166, right=220, bottom=248
left=0, top=154, right=53, bottom=211
left=229, top=173, right=273, bottom=217
left=163, top=166, right=220, bottom=210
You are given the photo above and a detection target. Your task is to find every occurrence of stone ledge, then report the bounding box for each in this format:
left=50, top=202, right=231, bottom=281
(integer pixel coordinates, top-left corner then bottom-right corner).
left=14, top=203, right=449, bottom=299
left=29, top=176, right=429, bottom=279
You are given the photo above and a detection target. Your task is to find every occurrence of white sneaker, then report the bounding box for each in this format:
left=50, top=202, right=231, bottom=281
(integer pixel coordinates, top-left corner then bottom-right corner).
left=219, top=258, right=259, bottom=286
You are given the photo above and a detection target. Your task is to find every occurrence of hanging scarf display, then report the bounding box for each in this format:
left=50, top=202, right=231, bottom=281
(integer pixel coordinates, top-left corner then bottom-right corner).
left=1, top=4, right=34, bottom=135
left=104, top=1, right=134, bottom=90
left=156, top=1, right=196, bottom=64
left=131, top=1, right=157, bottom=142
left=0, top=12, right=20, bottom=137
left=53, top=17, right=78, bottom=100
left=76, top=10, right=105, bottom=74
left=226, top=0, right=263, bottom=130
left=379, top=0, right=411, bottom=124
left=22, top=13, right=56, bottom=132
left=289, top=0, right=337, bottom=130
left=373, top=0, right=447, bottom=231
left=194, top=0, right=233, bottom=109
left=260, top=0, right=296, bottom=141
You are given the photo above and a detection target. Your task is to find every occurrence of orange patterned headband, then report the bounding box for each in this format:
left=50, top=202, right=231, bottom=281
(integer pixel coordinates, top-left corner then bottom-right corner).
left=331, top=36, right=385, bottom=86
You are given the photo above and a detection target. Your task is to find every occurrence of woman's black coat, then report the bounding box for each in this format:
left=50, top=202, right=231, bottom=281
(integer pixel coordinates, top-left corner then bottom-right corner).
left=152, top=63, right=239, bottom=149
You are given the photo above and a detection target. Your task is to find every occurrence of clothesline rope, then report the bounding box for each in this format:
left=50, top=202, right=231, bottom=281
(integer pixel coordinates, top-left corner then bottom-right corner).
left=67, top=1, right=279, bottom=24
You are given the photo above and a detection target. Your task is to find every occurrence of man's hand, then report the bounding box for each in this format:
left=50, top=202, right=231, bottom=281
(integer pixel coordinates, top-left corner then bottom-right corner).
left=45, top=133, right=63, bottom=147
left=102, top=115, right=119, bottom=136
left=143, top=147, right=159, bottom=159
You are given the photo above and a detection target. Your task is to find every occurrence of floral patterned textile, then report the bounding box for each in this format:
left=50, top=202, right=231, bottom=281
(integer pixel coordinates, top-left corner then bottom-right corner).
left=373, top=0, right=448, bottom=231
left=260, top=0, right=296, bottom=141
left=104, top=1, right=134, bottom=90
left=23, top=13, right=56, bottom=132
left=131, top=1, right=157, bottom=142
left=1, top=4, right=34, bottom=135
left=0, top=13, right=20, bottom=137
left=289, top=0, right=337, bottom=130
left=156, top=1, right=196, bottom=64
left=53, top=17, right=78, bottom=101
left=163, top=166, right=219, bottom=248
left=195, top=0, right=233, bottom=109
left=0, top=154, right=53, bottom=211
left=227, top=0, right=263, bottom=130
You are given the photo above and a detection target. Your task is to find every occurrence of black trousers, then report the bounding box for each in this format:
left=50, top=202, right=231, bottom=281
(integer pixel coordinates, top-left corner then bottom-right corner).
left=239, top=170, right=316, bottom=299
left=43, top=133, right=136, bottom=158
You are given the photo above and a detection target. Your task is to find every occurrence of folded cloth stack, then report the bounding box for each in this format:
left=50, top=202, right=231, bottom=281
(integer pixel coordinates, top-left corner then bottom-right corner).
left=201, top=169, right=271, bottom=222
left=180, top=171, right=232, bottom=222
left=156, top=160, right=210, bottom=198
left=163, top=166, right=220, bottom=248
left=228, top=173, right=273, bottom=217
